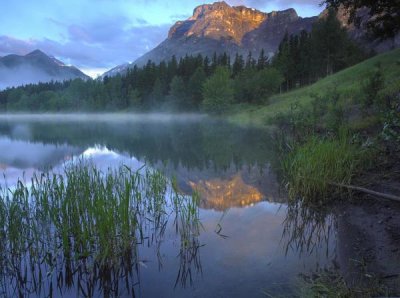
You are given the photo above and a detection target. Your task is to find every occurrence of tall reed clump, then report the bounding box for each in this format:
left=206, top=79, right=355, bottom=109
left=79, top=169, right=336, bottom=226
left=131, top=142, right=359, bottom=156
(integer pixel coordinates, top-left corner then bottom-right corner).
left=0, top=160, right=201, bottom=296
left=282, top=136, right=366, bottom=204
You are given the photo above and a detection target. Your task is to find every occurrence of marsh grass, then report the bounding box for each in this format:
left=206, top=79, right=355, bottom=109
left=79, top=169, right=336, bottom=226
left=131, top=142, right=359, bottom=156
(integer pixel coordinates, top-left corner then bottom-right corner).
left=0, top=160, right=201, bottom=296
left=282, top=136, right=366, bottom=204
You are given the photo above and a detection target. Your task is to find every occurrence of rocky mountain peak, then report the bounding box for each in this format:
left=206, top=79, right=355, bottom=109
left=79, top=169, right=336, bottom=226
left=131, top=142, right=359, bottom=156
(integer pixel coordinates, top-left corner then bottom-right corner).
left=269, top=8, right=299, bottom=21
left=191, top=1, right=231, bottom=20
left=26, top=49, right=47, bottom=58
left=168, top=1, right=268, bottom=43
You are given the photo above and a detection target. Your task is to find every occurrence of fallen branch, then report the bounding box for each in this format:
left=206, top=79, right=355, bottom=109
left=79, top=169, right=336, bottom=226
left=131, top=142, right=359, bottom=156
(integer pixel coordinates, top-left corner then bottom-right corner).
left=329, top=182, right=400, bottom=202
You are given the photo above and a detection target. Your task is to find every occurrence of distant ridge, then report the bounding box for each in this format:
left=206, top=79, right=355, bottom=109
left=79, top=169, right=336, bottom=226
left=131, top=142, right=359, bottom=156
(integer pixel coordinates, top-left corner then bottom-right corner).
left=0, top=49, right=90, bottom=90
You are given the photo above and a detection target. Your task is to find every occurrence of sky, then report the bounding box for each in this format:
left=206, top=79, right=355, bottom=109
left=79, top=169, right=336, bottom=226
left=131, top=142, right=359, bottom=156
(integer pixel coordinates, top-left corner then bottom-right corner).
left=0, top=0, right=324, bottom=77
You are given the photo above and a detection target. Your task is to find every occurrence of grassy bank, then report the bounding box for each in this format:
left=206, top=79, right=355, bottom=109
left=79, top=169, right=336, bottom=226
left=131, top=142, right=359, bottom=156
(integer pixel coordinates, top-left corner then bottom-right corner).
left=228, top=49, right=400, bottom=203
left=228, top=48, right=400, bottom=127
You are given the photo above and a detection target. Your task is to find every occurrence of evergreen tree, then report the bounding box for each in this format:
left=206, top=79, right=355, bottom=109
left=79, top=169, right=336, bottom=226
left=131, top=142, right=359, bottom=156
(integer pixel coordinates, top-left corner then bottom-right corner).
left=232, top=53, right=244, bottom=77
left=257, top=49, right=268, bottom=70
left=168, top=76, right=187, bottom=109
left=188, top=67, right=206, bottom=109
left=312, top=8, right=349, bottom=76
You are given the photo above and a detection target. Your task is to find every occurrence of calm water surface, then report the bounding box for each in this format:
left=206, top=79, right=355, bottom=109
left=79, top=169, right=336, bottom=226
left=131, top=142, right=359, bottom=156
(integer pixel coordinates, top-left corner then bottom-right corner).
left=0, top=114, right=336, bottom=297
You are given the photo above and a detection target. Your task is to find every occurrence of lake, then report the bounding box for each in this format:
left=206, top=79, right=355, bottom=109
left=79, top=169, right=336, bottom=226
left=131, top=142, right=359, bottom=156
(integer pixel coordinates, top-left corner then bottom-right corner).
left=0, top=114, right=336, bottom=297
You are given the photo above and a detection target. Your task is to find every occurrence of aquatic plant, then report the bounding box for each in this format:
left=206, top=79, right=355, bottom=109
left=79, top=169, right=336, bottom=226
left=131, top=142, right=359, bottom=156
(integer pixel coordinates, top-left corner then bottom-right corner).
left=0, top=160, right=201, bottom=297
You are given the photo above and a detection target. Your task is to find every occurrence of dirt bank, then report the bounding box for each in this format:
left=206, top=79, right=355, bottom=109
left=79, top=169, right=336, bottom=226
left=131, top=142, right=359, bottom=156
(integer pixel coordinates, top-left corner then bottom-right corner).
left=336, top=187, right=400, bottom=295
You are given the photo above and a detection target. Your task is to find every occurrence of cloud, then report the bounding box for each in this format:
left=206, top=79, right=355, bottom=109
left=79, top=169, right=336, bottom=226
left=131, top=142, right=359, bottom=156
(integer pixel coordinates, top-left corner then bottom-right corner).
left=0, top=21, right=170, bottom=71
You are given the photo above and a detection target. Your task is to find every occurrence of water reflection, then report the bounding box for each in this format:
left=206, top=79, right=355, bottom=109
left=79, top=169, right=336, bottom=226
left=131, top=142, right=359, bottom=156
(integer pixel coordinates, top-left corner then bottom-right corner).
left=282, top=201, right=336, bottom=259
left=189, top=173, right=264, bottom=210
left=0, top=115, right=275, bottom=172
left=0, top=161, right=203, bottom=297
left=0, top=137, right=81, bottom=169
left=0, top=115, right=339, bottom=297
left=0, top=116, right=281, bottom=209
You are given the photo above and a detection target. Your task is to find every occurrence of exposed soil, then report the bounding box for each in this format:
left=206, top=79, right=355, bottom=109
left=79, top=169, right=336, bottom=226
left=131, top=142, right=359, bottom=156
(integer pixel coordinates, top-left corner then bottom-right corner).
left=335, top=181, right=400, bottom=295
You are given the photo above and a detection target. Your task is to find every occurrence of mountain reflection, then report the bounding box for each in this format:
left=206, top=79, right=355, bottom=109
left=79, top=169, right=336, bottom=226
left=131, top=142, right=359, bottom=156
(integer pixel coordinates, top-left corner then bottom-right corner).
left=189, top=173, right=264, bottom=210
left=0, top=115, right=282, bottom=209
left=179, top=163, right=284, bottom=209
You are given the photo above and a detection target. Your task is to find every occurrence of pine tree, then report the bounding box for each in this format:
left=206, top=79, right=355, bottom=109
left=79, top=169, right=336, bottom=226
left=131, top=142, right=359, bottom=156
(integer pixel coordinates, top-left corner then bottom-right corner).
left=232, top=54, right=244, bottom=77
left=257, top=49, right=268, bottom=70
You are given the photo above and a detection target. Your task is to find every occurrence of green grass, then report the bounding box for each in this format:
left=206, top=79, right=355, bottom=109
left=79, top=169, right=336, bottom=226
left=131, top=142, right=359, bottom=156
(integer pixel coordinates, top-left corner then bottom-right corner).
left=282, top=136, right=366, bottom=203
left=228, top=49, right=400, bottom=127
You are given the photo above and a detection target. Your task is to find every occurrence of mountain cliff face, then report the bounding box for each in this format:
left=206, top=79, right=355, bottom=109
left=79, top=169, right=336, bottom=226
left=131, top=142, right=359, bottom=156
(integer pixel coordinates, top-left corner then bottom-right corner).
left=324, top=6, right=400, bottom=53
left=134, top=2, right=315, bottom=66
left=168, top=2, right=267, bottom=43
left=0, top=50, right=90, bottom=90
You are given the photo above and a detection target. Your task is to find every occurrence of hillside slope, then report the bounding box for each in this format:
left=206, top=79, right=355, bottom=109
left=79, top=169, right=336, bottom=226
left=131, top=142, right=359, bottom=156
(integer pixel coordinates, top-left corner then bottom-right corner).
left=228, top=48, right=400, bottom=126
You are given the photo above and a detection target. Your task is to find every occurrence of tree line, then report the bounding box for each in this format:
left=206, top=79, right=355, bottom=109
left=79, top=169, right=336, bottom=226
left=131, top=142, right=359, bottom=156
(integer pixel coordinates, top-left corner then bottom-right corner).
left=0, top=10, right=366, bottom=114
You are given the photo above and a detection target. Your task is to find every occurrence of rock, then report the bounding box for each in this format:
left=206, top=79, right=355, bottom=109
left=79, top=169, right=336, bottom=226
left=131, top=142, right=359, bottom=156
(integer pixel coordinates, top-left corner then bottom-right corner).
left=133, top=2, right=316, bottom=66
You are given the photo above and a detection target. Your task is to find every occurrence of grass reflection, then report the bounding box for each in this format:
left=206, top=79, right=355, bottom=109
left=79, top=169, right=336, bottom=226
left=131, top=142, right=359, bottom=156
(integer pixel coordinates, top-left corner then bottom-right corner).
left=282, top=201, right=335, bottom=258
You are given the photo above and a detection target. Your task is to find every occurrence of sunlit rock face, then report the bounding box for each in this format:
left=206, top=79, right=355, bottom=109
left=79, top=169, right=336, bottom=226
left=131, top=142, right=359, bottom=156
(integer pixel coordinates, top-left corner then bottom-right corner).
left=132, top=1, right=316, bottom=66
left=169, top=2, right=267, bottom=44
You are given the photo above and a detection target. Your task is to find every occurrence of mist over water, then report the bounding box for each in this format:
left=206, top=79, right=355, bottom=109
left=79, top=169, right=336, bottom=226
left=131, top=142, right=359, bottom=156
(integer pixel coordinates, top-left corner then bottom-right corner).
left=0, top=112, right=209, bottom=123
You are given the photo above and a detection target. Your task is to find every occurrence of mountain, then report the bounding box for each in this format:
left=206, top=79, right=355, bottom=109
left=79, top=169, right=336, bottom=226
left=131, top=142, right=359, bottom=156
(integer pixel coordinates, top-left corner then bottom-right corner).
left=0, top=50, right=90, bottom=90
left=99, top=63, right=130, bottom=80
left=138, top=2, right=317, bottom=64
left=102, top=1, right=316, bottom=77
left=103, top=1, right=400, bottom=78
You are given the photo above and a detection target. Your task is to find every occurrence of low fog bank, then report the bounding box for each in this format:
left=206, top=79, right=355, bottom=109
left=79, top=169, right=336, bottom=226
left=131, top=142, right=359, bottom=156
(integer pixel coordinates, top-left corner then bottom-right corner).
left=0, top=65, right=72, bottom=90
left=0, top=113, right=209, bottom=123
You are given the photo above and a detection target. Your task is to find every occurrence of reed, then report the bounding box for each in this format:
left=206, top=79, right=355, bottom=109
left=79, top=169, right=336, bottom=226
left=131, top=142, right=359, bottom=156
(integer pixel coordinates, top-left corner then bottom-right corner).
left=282, top=136, right=366, bottom=204
left=0, top=160, right=201, bottom=296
